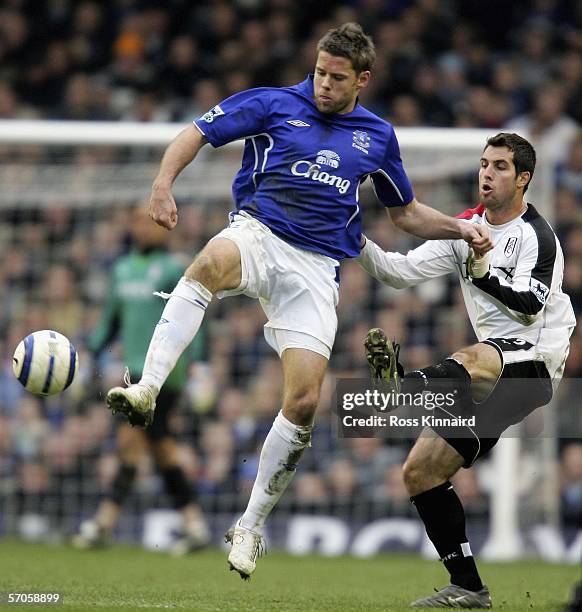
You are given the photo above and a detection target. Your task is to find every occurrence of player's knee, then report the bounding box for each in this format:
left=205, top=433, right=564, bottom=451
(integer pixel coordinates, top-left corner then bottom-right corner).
left=451, top=346, right=479, bottom=378
left=402, top=456, right=425, bottom=493
left=452, top=343, right=501, bottom=383
left=402, top=454, right=444, bottom=495
left=283, top=389, right=319, bottom=425
left=187, top=252, right=221, bottom=287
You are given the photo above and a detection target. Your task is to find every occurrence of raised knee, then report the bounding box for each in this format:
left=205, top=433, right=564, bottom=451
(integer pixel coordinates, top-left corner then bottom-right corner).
left=189, top=253, right=220, bottom=285
left=451, top=347, right=478, bottom=377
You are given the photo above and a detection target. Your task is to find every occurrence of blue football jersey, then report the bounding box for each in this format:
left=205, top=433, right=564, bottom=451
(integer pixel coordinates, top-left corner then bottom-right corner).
left=194, top=75, right=414, bottom=260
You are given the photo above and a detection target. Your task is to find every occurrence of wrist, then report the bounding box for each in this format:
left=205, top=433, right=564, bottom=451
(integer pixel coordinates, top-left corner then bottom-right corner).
left=456, top=219, right=467, bottom=238
left=152, top=177, right=172, bottom=191
left=467, top=249, right=490, bottom=279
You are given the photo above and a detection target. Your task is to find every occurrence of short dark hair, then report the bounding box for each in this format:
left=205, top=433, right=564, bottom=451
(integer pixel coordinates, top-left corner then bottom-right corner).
left=317, top=22, right=376, bottom=74
left=485, top=132, right=536, bottom=193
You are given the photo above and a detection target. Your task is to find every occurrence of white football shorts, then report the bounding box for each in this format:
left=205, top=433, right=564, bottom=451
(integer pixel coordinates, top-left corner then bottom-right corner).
left=211, top=212, right=340, bottom=359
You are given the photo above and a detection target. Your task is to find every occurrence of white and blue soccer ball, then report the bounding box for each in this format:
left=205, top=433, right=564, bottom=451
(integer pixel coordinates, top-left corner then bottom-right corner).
left=12, top=330, right=79, bottom=396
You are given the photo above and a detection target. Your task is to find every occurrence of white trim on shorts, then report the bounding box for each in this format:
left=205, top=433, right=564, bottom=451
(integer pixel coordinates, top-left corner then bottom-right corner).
left=263, top=327, right=331, bottom=360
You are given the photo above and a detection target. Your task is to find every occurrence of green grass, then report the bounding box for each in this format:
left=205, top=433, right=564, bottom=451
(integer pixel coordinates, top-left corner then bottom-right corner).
left=0, top=541, right=577, bottom=611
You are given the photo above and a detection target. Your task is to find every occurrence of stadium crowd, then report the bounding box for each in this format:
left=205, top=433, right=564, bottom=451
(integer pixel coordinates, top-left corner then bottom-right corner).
left=0, top=0, right=580, bottom=542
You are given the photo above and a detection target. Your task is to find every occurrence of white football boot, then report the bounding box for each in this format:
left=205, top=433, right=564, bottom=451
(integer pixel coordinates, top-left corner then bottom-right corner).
left=225, top=519, right=266, bottom=580
left=106, top=369, right=156, bottom=428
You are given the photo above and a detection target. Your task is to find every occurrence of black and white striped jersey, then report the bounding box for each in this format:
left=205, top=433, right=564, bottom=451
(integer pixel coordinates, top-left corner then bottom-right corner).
left=358, top=203, right=575, bottom=380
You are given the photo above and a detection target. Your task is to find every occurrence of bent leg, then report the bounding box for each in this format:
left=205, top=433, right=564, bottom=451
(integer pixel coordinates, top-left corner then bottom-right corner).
left=185, top=237, right=242, bottom=293
left=240, top=348, right=328, bottom=531
left=139, top=238, right=242, bottom=392
left=451, top=342, right=502, bottom=402
left=403, top=341, right=502, bottom=403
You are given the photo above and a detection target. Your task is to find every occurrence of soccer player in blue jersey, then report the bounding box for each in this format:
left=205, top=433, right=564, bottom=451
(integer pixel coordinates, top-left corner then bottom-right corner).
left=106, top=22, right=492, bottom=579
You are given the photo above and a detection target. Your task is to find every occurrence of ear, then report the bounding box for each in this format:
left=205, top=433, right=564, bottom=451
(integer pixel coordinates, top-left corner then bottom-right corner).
left=357, top=70, right=371, bottom=90
left=517, top=171, right=531, bottom=190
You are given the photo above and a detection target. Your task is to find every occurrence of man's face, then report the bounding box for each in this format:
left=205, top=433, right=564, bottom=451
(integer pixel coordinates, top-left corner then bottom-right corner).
left=479, top=145, right=530, bottom=210
left=313, top=51, right=369, bottom=115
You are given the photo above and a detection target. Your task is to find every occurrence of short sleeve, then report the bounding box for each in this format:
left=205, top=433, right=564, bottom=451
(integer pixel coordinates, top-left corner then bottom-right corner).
left=369, top=128, right=414, bottom=208
left=193, top=88, right=271, bottom=147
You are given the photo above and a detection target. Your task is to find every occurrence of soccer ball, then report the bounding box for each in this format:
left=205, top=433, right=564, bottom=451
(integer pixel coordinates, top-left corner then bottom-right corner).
left=12, top=330, right=79, bottom=396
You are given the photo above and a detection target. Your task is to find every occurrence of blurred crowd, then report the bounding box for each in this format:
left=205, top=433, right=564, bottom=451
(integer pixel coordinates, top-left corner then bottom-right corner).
left=0, top=0, right=580, bottom=130
left=0, top=0, right=580, bottom=541
left=0, top=189, right=580, bottom=540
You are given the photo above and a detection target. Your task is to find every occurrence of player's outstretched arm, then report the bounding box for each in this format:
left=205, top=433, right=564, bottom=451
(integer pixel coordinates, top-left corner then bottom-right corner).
left=388, top=199, right=493, bottom=253
left=149, top=126, right=208, bottom=230
left=357, top=236, right=457, bottom=288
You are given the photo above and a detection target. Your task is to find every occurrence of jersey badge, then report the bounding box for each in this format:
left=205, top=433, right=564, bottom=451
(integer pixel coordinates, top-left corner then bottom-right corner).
left=352, top=130, right=370, bottom=154
left=286, top=119, right=311, bottom=127
left=530, top=278, right=549, bottom=304
left=504, top=236, right=518, bottom=257
left=201, top=105, right=225, bottom=123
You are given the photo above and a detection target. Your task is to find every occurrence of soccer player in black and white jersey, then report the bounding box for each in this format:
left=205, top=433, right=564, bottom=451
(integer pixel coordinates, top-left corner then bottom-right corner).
left=359, top=132, right=576, bottom=609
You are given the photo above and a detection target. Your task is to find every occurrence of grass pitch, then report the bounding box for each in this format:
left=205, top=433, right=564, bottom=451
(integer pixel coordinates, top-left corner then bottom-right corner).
left=0, top=540, right=577, bottom=611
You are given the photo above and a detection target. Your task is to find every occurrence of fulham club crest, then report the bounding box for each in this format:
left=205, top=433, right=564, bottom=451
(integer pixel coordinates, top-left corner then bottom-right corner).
left=504, top=237, right=518, bottom=257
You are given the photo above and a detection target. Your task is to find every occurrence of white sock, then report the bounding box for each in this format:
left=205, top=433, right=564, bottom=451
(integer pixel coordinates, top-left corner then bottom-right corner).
left=139, top=277, right=212, bottom=393
left=240, top=411, right=312, bottom=532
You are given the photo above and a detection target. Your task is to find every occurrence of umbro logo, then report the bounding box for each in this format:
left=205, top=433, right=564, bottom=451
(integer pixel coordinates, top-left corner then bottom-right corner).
left=286, top=119, right=311, bottom=127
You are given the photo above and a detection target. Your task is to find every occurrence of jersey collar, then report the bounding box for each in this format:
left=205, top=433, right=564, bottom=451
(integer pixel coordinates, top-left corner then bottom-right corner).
left=483, top=202, right=531, bottom=229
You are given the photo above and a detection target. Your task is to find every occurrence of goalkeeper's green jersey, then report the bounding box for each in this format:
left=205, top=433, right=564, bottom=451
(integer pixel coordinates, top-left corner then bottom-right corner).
left=88, top=249, right=205, bottom=392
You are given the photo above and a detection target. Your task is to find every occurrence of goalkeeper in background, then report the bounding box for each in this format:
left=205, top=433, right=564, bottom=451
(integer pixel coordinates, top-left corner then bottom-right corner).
left=73, top=205, right=210, bottom=554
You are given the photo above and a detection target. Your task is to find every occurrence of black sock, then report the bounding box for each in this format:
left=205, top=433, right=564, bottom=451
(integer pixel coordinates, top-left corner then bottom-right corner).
left=109, top=463, right=137, bottom=505
left=402, top=358, right=471, bottom=397
left=411, top=481, right=483, bottom=591
left=161, top=466, right=193, bottom=509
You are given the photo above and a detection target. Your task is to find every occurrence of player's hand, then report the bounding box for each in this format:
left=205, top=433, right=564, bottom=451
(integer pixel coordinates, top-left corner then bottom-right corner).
left=466, top=247, right=490, bottom=279
left=460, top=223, right=492, bottom=254
left=149, top=183, right=178, bottom=230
